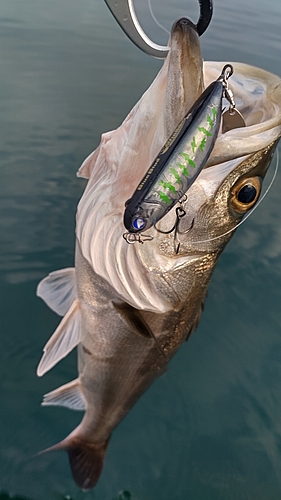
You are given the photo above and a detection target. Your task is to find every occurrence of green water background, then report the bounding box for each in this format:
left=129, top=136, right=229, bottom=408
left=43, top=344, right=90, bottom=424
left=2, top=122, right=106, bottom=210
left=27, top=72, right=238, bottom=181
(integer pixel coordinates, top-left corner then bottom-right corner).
left=0, top=0, right=281, bottom=498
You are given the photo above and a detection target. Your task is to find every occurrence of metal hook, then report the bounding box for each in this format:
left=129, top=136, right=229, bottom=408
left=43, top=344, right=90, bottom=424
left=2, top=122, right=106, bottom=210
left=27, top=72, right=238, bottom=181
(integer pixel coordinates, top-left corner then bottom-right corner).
left=104, top=0, right=213, bottom=59
left=154, top=206, right=194, bottom=254
left=154, top=207, right=186, bottom=234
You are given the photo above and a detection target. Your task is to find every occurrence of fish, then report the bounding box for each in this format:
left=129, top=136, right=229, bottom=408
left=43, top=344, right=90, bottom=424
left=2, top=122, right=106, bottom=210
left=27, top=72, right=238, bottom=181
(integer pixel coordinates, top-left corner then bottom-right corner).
left=36, top=18, right=281, bottom=491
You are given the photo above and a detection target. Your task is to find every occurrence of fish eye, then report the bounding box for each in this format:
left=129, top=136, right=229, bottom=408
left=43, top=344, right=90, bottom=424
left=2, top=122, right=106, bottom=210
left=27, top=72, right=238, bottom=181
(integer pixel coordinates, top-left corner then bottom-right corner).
left=237, top=184, right=257, bottom=203
left=132, top=217, right=146, bottom=231
left=230, top=176, right=261, bottom=214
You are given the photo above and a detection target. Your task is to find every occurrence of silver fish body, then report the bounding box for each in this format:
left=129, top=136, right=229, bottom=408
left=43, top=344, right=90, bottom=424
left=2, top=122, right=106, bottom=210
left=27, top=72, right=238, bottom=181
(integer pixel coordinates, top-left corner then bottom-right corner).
left=36, top=18, right=281, bottom=491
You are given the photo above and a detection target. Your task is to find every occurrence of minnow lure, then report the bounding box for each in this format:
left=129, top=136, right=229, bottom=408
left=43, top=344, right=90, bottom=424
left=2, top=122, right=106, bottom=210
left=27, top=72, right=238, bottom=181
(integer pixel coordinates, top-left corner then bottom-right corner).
left=123, top=64, right=237, bottom=235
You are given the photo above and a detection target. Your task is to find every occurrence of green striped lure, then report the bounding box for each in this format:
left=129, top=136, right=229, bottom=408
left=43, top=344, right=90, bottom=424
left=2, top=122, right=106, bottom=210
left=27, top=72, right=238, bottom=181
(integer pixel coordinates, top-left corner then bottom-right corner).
left=124, top=64, right=236, bottom=236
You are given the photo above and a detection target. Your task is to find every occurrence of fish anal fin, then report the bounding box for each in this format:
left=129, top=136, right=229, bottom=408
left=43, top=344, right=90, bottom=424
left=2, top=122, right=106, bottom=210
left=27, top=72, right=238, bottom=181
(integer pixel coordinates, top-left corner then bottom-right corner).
left=39, top=437, right=110, bottom=491
left=42, top=378, right=86, bottom=411
left=37, top=299, right=81, bottom=377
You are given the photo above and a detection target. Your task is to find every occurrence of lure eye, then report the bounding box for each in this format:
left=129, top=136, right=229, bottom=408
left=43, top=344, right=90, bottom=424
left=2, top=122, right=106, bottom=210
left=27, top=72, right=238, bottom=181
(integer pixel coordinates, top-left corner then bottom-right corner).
left=132, top=217, right=146, bottom=231
left=230, top=176, right=261, bottom=214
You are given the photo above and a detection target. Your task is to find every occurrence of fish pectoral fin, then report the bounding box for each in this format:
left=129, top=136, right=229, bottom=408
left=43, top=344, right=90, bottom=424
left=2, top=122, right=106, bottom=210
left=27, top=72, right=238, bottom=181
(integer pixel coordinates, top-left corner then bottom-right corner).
left=37, top=299, right=81, bottom=377
left=37, top=267, right=77, bottom=316
left=111, top=301, right=151, bottom=338
left=185, top=297, right=206, bottom=341
left=42, top=378, right=86, bottom=411
left=111, top=301, right=167, bottom=359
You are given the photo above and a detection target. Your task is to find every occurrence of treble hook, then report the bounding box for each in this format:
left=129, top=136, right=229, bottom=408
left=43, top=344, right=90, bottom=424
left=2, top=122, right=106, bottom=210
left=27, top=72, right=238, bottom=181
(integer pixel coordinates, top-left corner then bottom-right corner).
left=104, top=0, right=213, bottom=58
left=155, top=205, right=194, bottom=254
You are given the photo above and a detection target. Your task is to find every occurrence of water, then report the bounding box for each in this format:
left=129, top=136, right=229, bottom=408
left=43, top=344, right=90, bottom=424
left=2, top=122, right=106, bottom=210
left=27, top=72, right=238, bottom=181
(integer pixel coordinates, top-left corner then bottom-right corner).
left=0, top=0, right=281, bottom=498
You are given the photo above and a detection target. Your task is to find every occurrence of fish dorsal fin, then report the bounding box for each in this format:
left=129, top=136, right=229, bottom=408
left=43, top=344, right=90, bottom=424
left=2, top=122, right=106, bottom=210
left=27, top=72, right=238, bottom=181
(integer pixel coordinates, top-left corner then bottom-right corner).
left=42, top=378, right=86, bottom=411
left=37, top=299, right=81, bottom=377
left=37, top=268, right=77, bottom=316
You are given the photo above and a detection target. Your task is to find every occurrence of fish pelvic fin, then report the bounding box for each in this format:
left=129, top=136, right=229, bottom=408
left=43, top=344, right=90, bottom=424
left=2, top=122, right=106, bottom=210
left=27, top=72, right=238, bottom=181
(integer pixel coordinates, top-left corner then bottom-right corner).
left=39, top=436, right=110, bottom=491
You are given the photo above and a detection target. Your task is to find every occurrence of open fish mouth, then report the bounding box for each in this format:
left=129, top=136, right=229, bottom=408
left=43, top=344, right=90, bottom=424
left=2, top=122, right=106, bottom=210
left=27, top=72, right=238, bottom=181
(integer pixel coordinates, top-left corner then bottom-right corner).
left=204, top=61, right=281, bottom=167
left=75, top=19, right=281, bottom=312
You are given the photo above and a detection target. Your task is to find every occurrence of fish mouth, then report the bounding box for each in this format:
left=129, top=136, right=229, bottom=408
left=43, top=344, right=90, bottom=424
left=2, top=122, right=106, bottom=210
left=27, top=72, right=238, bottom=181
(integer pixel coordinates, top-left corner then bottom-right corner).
left=204, top=62, right=281, bottom=169
left=186, top=61, right=281, bottom=214
left=153, top=68, right=281, bottom=258
left=162, top=20, right=281, bottom=193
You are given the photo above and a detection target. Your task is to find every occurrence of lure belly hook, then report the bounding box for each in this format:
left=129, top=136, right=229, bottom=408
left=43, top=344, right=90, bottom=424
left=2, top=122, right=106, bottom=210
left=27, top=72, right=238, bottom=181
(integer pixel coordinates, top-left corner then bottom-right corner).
left=104, top=0, right=213, bottom=58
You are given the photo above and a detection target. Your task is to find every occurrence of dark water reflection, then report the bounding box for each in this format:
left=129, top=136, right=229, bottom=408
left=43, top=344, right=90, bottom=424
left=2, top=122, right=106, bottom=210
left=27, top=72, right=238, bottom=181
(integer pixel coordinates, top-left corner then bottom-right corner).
left=0, top=0, right=281, bottom=498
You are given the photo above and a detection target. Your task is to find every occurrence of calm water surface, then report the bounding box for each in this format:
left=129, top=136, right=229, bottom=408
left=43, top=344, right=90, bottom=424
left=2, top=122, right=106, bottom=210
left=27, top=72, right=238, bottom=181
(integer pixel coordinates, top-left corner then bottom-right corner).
left=0, top=0, right=281, bottom=499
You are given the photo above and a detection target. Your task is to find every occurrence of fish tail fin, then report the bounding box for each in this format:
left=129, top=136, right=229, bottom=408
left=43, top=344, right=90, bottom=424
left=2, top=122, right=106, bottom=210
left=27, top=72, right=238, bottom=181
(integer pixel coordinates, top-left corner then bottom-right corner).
left=67, top=439, right=110, bottom=491
left=38, top=435, right=110, bottom=491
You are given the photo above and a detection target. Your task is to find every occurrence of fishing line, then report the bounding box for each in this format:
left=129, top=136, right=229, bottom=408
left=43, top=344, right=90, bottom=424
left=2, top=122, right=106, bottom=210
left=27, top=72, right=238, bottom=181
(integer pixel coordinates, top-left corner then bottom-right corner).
left=147, top=0, right=170, bottom=35
left=194, top=147, right=280, bottom=244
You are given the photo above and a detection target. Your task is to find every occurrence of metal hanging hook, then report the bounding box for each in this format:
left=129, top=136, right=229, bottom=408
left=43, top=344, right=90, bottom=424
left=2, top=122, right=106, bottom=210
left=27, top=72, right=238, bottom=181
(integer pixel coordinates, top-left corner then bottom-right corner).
left=104, top=0, right=213, bottom=59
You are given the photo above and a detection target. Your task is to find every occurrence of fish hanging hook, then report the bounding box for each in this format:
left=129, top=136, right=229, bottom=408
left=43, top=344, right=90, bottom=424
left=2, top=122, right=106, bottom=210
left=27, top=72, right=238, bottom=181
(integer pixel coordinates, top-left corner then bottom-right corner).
left=104, top=0, right=213, bottom=58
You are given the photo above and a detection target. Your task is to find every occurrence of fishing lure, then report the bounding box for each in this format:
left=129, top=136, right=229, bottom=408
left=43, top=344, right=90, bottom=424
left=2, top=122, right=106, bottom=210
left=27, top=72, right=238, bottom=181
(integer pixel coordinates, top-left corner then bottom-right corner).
left=123, top=64, right=242, bottom=236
